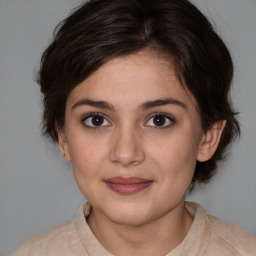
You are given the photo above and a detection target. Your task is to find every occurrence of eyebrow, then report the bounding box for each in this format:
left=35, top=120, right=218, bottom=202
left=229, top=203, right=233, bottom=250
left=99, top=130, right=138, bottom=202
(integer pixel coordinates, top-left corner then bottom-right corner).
left=139, top=98, right=186, bottom=110
left=72, top=99, right=115, bottom=111
left=71, top=98, right=186, bottom=111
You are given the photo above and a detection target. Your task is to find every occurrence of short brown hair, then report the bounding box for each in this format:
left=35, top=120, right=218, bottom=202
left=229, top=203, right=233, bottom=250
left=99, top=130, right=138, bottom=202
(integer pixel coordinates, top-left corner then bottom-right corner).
left=37, top=0, right=240, bottom=188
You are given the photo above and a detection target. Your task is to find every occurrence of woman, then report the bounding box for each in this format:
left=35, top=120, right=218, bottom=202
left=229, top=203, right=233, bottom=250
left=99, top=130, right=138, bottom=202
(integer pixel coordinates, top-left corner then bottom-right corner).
left=12, top=0, right=256, bottom=255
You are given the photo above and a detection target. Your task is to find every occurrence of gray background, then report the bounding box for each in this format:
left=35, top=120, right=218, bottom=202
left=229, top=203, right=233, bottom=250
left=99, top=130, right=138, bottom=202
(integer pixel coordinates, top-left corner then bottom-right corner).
left=0, top=0, right=255, bottom=255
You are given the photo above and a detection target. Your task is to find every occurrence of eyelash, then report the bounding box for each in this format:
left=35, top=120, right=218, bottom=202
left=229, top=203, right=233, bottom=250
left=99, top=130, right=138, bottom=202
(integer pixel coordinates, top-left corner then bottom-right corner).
left=81, top=113, right=110, bottom=130
left=145, top=112, right=176, bottom=129
left=81, top=112, right=175, bottom=130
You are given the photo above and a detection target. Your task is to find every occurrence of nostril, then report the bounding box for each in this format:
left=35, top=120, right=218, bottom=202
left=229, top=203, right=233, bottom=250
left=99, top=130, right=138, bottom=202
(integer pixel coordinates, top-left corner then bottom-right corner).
left=109, top=134, right=145, bottom=166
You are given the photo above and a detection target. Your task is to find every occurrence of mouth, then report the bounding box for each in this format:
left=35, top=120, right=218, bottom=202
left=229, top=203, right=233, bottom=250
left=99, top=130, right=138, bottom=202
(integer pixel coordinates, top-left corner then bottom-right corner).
left=104, top=177, right=153, bottom=195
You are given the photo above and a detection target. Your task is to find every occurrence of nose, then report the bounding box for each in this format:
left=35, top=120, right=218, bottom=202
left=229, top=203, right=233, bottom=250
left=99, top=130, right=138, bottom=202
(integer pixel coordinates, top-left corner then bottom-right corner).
left=109, top=126, right=145, bottom=167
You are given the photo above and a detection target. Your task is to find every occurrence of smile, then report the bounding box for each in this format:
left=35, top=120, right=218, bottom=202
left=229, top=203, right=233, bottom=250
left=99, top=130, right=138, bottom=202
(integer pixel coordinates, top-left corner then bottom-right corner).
left=104, top=177, right=153, bottom=195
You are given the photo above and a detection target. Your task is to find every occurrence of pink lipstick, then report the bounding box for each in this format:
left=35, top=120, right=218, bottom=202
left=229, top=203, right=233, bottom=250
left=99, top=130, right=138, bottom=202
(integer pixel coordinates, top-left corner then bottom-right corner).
left=104, top=177, right=153, bottom=195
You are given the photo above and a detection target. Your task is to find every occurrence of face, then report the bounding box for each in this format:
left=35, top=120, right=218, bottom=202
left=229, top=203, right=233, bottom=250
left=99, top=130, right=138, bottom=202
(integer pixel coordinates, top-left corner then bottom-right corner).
left=58, top=51, right=223, bottom=226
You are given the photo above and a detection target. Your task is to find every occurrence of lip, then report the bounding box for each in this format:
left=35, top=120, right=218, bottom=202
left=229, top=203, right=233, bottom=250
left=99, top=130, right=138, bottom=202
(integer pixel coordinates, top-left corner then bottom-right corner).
left=104, top=177, right=153, bottom=195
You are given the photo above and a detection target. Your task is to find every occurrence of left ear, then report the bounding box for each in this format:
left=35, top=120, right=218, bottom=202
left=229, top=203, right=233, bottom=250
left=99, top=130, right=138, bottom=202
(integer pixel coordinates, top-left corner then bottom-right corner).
left=197, top=120, right=226, bottom=162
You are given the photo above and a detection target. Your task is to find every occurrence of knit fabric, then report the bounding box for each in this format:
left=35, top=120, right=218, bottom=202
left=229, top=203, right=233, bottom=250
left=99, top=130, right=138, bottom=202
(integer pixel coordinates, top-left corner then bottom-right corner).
left=11, top=202, right=256, bottom=256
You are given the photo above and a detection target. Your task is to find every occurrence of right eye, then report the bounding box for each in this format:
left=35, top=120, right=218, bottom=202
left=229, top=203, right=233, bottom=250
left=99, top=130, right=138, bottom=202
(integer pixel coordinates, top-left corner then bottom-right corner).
left=82, top=113, right=111, bottom=128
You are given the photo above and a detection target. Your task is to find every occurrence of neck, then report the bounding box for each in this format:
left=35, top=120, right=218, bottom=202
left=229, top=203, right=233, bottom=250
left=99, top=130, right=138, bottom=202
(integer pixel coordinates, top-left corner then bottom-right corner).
left=87, top=201, right=193, bottom=256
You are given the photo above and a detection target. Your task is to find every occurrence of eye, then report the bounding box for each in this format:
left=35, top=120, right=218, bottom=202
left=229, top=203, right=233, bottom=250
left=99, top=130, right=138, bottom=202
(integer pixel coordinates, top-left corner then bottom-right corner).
left=145, top=113, right=174, bottom=128
left=82, top=113, right=111, bottom=128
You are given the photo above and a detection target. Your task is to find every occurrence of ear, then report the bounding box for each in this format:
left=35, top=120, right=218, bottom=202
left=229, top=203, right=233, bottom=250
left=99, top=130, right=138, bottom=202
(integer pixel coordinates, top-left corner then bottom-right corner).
left=56, top=126, right=71, bottom=162
left=197, top=120, right=226, bottom=162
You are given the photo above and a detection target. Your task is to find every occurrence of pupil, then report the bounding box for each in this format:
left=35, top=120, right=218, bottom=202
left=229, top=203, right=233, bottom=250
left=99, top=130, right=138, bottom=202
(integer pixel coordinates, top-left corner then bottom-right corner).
left=92, top=115, right=104, bottom=126
left=153, top=115, right=165, bottom=126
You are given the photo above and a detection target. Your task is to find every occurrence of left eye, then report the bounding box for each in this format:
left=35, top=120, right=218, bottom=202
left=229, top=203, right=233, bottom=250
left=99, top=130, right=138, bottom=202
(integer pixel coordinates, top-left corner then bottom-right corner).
left=145, top=114, right=174, bottom=128
left=82, top=114, right=111, bottom=128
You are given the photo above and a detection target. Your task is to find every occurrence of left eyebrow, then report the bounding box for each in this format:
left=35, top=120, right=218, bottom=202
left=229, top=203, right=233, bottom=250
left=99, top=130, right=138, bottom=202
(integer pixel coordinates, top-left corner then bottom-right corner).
left=139, top=98, right=187, bottom=111
left=71, top=98, right=115, bottom=111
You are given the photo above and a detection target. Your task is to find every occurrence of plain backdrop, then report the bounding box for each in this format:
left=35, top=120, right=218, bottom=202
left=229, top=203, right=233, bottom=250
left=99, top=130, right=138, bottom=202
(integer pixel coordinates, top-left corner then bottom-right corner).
left=0, top=0, right=256, bottom=255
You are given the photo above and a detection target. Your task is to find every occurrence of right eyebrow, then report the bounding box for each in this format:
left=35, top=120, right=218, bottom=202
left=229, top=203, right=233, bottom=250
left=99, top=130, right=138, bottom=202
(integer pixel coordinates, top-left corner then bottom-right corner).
left=71, top=98, right=115, bottom=111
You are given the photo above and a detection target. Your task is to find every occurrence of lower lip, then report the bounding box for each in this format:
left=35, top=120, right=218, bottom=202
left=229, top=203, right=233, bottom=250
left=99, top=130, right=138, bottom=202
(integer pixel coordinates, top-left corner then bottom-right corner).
left=105, top=181, right=153, bottom=195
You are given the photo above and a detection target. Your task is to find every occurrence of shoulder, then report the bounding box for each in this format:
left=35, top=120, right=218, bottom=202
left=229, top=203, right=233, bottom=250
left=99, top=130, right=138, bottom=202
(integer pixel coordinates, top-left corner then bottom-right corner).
left=207, top=214, right=256, bottom=255
left=185, top=202, right=256, bottom=256
left=10, top=220, right=87, bottom=256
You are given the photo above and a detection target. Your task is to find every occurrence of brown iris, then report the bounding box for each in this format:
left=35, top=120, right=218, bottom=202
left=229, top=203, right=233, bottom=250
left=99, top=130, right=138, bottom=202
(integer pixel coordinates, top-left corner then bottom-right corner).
left=153, top=115, right=166, bottom=126
left=91, top=115, right=104, bottom=126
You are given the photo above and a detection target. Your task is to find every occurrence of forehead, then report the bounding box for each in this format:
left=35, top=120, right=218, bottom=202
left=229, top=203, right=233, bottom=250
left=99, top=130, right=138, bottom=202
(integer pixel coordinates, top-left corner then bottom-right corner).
left=67, top=51, right=198, bottom=111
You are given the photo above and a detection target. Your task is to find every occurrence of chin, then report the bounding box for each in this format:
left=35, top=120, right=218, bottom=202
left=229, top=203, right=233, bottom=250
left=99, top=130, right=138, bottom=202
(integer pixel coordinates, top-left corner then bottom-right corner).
left=111, top=213, right=150, bottom=227
left=106, top=203, right=154, bottom=227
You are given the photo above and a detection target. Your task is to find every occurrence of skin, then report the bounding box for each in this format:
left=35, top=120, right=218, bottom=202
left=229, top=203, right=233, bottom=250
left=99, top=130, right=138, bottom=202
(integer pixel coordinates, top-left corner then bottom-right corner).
left=58, top=51, right=225, bottom=256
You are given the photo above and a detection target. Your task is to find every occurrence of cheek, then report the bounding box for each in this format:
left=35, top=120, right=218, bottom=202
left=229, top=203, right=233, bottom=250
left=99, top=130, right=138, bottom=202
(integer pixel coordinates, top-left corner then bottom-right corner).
left=158, top=151, right=196, bottom=202
left=68, top=138, right=108, bottom=200
left=148, top=133, right=198, bottom=182
left=68, top=136, right=107, bottom=177
left=150, top=132, right=198, bottom=163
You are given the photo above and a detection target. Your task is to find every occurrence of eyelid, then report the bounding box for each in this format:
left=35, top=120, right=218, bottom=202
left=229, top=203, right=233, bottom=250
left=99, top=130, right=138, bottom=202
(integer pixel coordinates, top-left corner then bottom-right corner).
left=144, top=112, right=175, bottom=128
left=81, top=112, right=111, bottom=129
left=81, top=112, right=175, bottom=130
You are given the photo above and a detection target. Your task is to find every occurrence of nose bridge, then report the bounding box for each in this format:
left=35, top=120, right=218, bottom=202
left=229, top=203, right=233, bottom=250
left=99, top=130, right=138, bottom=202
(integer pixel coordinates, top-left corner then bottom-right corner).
left=110, top=123, right=145, bottom=166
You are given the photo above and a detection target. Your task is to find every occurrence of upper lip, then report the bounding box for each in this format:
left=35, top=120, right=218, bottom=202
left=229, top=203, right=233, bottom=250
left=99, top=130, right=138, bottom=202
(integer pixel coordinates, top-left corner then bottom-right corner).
left=104, top=176, right=153, bottom=184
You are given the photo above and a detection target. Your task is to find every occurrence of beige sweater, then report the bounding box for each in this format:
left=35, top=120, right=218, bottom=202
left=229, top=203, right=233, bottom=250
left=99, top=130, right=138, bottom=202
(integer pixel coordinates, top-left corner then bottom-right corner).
left=11, top=202, right=256, bottom=256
